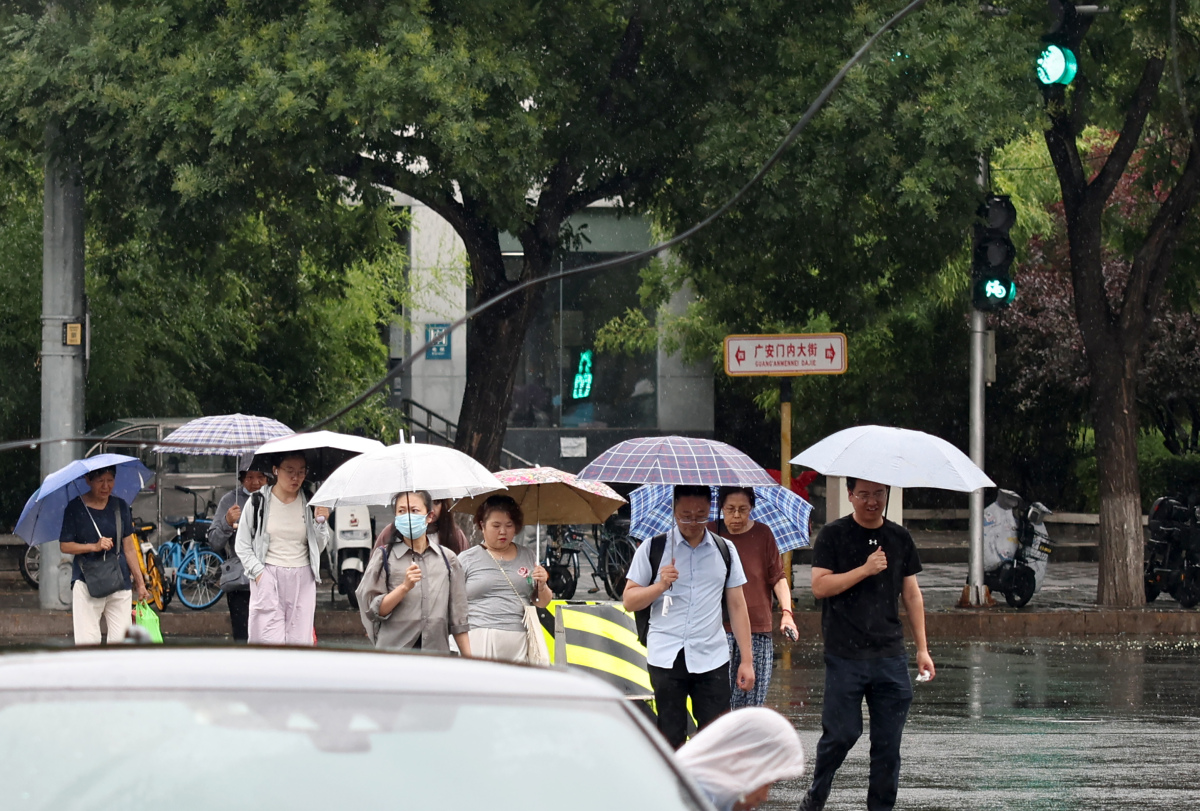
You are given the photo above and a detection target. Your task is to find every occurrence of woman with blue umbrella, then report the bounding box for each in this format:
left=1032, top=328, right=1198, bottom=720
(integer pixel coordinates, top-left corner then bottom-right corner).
left=16, top=455, right=153, bottom=645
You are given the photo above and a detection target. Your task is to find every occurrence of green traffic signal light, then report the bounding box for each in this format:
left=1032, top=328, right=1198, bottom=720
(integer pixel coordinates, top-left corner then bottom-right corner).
left=1037, top=44, right=1077, bottom=86
left=973, top=275, right=1017, bottom=311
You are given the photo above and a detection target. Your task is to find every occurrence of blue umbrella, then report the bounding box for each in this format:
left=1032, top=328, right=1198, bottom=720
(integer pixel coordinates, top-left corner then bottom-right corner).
left=629, top=484, right=813, bottom=553
left=15, top=454, right=155, bottom=547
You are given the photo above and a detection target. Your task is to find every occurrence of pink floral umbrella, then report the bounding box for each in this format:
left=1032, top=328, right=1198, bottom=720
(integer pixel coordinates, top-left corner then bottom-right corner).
left=454, top=467, right=626, bottom=558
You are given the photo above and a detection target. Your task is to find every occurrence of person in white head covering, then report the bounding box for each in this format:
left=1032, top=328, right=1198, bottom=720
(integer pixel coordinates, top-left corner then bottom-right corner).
left=675, top=707, right=805, bottom=811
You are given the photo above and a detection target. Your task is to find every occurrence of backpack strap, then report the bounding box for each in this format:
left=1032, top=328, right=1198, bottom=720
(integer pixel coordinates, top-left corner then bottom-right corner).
left=251, top=491, right=266, bottom=540
left=712, top=531, right=732, bottom=585
left=647, top=534, right=667, bottom=585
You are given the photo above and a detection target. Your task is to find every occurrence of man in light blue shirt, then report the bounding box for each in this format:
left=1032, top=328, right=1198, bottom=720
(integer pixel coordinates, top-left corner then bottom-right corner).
left=624, top=485, right=757, bottom=748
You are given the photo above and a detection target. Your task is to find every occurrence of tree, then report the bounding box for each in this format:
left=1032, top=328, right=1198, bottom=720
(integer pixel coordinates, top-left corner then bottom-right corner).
left=1039, top=4, right=1200, bottom=605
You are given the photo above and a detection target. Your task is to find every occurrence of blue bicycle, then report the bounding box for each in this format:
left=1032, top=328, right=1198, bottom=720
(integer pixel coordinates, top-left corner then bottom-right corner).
left=157, top=487, right=224, bottom=610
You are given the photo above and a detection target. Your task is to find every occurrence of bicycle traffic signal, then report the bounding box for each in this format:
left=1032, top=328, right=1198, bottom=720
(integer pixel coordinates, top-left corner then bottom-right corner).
left=971, top=194, right=1017, bottom=312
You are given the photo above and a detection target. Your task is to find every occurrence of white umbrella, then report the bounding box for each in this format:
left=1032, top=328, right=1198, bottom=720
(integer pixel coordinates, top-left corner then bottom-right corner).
left=791, top=425, right=995, bottom=492
left=252, top=431, right=385, bottom=482
left=309, top=443, right=505, bottom=507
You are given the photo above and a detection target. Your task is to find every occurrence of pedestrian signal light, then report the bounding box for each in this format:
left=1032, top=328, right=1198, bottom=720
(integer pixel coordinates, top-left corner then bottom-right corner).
left=1037, top=44, right=1077, bottom=86
left=572, top=350, right=593, bottom=399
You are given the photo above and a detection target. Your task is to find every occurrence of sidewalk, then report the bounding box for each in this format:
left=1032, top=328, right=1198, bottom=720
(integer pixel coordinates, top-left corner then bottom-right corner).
left=1, top=536, right=1198, bottom=642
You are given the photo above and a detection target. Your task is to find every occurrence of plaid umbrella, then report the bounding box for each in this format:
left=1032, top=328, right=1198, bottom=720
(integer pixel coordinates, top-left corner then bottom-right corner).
left=576, top=436, right=778, bottom=487
left=629, top=485, right=813, bottom=553
left=151, top=414, right=292, bottom=456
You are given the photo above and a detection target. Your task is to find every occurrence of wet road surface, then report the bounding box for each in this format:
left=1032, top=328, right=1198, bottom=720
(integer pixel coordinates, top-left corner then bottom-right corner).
left=762, top=640, right=1200, bottom=809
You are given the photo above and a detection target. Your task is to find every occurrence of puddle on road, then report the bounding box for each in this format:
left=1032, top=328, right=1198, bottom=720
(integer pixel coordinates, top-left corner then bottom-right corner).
left=760, top=640, right=1200, bottom=810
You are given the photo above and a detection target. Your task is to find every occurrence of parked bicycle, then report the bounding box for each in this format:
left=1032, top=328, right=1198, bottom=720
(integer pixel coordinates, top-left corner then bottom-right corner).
left=19, top=545, right=39, bottom=589
left=130, top=520, right=170, bottom=611
left=543, top=517, right=637, bottom=600
left=156, top=486, right=224, bottom=610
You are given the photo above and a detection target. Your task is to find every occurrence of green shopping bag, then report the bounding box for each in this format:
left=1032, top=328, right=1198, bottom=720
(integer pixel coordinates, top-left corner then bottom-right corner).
left=133, top=601, right=163, bottom=644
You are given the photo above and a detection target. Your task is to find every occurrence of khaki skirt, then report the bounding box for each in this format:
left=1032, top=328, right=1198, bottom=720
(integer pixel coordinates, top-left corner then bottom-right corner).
left=468, top=627, right=528, bottom=663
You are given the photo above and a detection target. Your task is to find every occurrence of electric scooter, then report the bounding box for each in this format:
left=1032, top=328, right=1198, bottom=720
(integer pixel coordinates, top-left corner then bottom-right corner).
left=983, top=489, right=1054, bottom=608
left=332, top=506, right=374, bottom=609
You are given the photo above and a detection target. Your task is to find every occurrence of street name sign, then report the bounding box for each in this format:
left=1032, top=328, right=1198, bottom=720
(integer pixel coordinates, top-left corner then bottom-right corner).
left=723, top=333, right=847, bottom=377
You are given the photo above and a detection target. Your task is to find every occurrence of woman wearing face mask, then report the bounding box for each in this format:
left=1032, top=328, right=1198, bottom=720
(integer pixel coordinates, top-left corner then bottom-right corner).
left=373, top=497, right=467, bottom=554
left=458, top=495, right=551, bottom=662
left=356, top=491, right=472, bottom=654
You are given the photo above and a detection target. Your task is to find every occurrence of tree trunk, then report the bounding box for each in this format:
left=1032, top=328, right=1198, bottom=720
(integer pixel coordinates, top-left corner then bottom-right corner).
left=1089, top=360, right=1145, bottom=606
left=453, top=252, right=540, bottom=470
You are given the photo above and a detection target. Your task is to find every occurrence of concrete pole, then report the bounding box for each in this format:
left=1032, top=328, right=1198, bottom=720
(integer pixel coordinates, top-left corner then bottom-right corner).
left=966, top=309, right=988, bottom=605
left=39, top=132, right=86, bottom=611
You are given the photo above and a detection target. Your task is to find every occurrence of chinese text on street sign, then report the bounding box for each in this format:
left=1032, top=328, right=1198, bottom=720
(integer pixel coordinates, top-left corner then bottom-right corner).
left=723, top=333, right=847, bottom=377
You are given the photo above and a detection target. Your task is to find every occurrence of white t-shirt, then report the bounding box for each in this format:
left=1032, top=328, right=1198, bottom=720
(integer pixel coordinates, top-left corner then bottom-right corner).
left=263, top=493, right=309, bottom=568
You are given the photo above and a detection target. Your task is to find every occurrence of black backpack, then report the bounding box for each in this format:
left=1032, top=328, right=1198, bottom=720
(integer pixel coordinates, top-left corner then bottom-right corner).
left=634, top=532, right=732, bottom=647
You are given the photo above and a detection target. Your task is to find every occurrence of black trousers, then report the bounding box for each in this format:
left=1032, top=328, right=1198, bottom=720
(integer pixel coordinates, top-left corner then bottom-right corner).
left=647, top=649, right=731, bottom=749
left=226, top=589, right=251, bottom=642
left=806, top=653, right=913, bottom=811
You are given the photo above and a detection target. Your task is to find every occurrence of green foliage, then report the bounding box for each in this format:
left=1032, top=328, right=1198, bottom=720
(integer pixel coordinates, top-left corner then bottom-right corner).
left=1075, top=433, right=1200, bottom=512
left=0, top=139, right=409, bottom=527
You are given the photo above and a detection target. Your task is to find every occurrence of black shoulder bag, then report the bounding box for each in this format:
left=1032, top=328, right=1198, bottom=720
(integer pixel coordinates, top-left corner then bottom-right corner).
left=79, top=502, right=127, bottom=598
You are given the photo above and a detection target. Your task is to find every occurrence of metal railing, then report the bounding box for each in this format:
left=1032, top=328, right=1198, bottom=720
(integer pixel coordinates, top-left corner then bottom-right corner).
left=400, top=398, right=536, bottom=470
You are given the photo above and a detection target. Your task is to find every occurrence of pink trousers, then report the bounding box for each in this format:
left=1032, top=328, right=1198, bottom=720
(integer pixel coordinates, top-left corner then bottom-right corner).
left=248, top=564, right=316, bottom=645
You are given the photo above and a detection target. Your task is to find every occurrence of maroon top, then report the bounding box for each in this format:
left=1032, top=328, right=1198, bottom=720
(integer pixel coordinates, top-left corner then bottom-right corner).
left=709, top=520, right=785, bottom=634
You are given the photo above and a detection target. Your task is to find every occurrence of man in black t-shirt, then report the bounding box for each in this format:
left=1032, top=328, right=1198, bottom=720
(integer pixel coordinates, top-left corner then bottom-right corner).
left=798, top=478, right=935, bottom=811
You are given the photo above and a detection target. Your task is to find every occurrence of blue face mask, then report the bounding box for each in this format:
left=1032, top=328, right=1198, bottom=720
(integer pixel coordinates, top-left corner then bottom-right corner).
left=394, top=513, right=428, bottom=540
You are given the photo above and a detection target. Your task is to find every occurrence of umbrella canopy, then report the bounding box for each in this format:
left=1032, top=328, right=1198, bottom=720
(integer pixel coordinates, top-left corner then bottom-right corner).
left=151, top=413, right=291, bottom=456
left=15, top=454, right=155, bottom=546
left=791, top=425, right=995, bottom=492
left=453, top=467, right=626, bottom=525
left=629, top=485, right=813, bottom=553
left=577, top=436, right=778, bottom=487
left=251, top=431, right=385, bottom=482
left=309, top=443, right=505, bottom=507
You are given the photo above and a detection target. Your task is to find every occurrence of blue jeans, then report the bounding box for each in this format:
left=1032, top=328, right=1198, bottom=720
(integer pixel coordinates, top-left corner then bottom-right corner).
left=805, top=653, right=913, bottom=811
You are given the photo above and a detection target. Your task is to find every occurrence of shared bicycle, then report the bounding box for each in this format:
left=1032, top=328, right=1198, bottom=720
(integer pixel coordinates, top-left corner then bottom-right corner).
left=543, top=517, right=637, bottom=600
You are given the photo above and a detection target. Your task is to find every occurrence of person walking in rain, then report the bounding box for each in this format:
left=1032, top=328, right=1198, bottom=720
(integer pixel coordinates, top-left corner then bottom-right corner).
left=207, top=456, right=269, bottom=642
left=711, top=486, right=797, bottom=708
left=235, top=452, right=330, bottom=645
left=623, top=484, right=757, bottom=749
left=797, top=478, right=934, bottom=811
left=356, top=491, right=472, bottom=654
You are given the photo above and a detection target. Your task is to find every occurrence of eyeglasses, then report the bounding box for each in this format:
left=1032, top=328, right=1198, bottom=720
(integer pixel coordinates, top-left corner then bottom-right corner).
left=723, top=507, right=752, bottom=516
left=277, top=467, right=308, bottom=479
left=852, top=490, right=887, bottom=502
left=675, top=514, right=709, bottom=524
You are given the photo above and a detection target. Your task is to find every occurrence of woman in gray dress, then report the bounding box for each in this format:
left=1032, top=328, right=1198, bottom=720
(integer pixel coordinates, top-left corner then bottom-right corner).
left=458, top=495, right=551, bottom=662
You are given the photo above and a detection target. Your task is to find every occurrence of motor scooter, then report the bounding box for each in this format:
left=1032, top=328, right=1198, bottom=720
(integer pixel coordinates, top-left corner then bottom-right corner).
left=1144, top=495, right=1200, bottom=607
left=983, top=489, right=1054, bottom=608
left=332, top=506, right=374, bottom=609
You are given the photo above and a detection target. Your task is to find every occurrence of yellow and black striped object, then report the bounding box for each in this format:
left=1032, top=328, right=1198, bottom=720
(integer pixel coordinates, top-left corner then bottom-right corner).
left=546, top=601, right=653, bottom=699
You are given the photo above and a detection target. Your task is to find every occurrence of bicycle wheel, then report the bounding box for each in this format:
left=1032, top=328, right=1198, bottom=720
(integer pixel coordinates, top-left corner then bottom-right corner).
left=600, top=536, right=636, bottom=600
left=143, top=550, right=168, bottom=612
left=19, top=545, right=39, bottom=589
left=157, top=543, right=179, bottom=609
left=177, top=550, right=224, bottom=610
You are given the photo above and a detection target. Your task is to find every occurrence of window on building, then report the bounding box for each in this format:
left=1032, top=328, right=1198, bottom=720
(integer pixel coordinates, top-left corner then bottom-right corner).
left=508, top=254, right=656, bottom=430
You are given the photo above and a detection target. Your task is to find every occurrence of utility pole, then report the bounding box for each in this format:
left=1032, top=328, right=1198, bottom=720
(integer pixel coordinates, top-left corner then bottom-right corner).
left=39, top=127, right=86, bottom=611
left=964, top=156, right=992, bottom=607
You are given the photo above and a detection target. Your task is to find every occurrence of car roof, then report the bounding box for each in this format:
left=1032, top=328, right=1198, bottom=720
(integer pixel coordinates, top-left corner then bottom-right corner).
left=0, top=646, right=629, bottom=699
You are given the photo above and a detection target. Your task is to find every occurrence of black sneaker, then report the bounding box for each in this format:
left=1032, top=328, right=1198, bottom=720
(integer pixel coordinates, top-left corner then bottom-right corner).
left=796, top=793, right=824, bottom=811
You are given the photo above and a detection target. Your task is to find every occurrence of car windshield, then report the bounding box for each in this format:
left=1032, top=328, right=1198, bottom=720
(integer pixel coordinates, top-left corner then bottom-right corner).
left=0, top=690, right=704, bottom=811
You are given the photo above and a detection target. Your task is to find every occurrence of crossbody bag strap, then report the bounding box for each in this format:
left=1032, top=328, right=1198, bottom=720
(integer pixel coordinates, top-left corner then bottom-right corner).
left=488, top=549, right=530, bottom=605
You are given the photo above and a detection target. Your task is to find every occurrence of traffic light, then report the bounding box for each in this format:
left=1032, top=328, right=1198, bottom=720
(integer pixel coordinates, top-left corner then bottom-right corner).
left=1037, top=0, right=1079, bottom=86
left=971, top=195, right=1017, bottom=312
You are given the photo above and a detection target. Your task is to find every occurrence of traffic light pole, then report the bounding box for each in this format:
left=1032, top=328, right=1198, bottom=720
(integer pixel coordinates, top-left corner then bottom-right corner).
left=967, top=308, right=988, bottom=605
